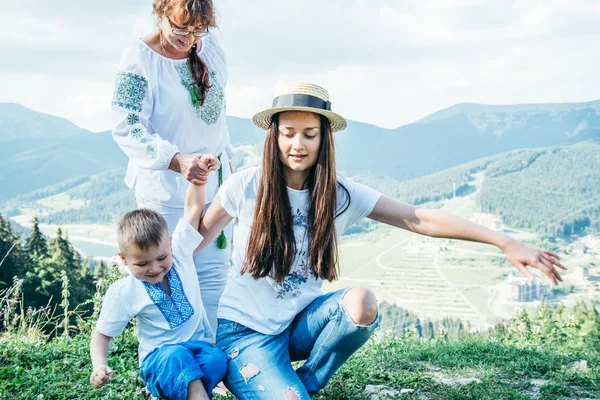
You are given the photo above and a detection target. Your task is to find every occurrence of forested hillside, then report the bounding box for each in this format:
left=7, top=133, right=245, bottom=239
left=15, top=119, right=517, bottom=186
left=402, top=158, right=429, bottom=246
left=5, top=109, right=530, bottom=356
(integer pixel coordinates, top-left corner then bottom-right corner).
left=479, top=141, right=600, bottom=236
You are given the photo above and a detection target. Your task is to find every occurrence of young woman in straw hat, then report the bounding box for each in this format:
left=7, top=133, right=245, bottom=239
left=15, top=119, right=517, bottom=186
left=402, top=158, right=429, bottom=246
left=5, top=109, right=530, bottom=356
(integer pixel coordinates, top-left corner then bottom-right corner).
left=110, top=0, right=232, bottom=338
left=196, top=83, right=566, bottom=398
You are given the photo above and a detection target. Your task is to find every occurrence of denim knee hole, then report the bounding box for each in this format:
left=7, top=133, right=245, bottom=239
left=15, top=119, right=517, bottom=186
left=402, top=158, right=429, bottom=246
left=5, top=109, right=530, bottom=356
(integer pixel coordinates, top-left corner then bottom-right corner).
left=284, top=387, right=300, bottom=400
left=341, top=287, right=379, bottom=327
left=240, top=363, right=259, bottom=383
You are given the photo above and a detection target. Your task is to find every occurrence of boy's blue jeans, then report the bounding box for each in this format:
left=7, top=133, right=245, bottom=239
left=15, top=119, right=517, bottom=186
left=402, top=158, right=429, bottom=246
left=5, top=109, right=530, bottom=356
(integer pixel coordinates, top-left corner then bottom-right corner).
left=216, top=288, right=380, bottom=399
left=140, top=340, right=227, bottom=400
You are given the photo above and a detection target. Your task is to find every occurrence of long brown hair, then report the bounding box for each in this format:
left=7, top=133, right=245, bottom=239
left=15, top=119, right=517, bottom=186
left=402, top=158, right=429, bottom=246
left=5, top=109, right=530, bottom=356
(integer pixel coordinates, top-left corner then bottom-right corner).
left=153, top=0, right=216, bottom=105
left=243, top=113, right=350, bottom=283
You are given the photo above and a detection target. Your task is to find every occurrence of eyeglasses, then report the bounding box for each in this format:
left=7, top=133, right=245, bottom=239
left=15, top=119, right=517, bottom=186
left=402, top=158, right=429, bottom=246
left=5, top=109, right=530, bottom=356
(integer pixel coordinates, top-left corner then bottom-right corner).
left=166, top=17, right=209, bottom=37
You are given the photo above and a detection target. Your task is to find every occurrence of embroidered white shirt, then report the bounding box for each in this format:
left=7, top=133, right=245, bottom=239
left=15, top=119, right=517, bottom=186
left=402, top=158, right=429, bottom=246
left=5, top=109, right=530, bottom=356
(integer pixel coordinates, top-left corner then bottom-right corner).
left=216, top=167, right=382, bottom=335
left=111, top=30, right=233, bottom=207
left=96, top=219, right=212, bottom=365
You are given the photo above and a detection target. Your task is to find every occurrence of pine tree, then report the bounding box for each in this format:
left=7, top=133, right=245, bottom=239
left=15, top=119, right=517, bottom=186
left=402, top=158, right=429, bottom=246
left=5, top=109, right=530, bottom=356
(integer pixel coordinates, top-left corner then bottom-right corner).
left=24, top=217, right=48, bottom=260
left=0, top=214, right=26, bottom=289
left=22, top=228, right=95, bottom=312
left=95, top=260, right=109, bottom=281
left=48, top=228, right=74, bottom=268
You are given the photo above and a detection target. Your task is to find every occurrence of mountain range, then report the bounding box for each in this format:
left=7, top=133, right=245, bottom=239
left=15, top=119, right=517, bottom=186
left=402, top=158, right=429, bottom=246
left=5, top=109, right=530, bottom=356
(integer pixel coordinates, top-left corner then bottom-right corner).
left=1, top=99, right=599, bottom=205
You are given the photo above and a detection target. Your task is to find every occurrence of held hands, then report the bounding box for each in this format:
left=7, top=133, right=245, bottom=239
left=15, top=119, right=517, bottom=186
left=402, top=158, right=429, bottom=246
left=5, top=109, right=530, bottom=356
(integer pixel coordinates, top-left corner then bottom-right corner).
left=170, top=153, right=220, bottom=186
left=90, top=365, right=115, bottom=389
left=502, top=239, right=567, bottom=285
left=199, top=153, right=220, bottom=174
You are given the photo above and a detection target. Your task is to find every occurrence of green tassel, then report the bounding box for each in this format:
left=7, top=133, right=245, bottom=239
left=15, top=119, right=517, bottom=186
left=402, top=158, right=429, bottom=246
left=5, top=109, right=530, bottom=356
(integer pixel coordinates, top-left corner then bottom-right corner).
left=189, top=86, right=202, bottom=106
left=215, top=155, right=227, bottom=250
left=216, top=231, right=227, bottom=249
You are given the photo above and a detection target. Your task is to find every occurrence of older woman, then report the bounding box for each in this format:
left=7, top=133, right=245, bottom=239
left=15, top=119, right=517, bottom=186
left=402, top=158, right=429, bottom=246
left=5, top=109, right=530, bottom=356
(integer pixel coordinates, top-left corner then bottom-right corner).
left=197, top=83, right=566, bottom=399
left=111, top=0, right=232, bottom=336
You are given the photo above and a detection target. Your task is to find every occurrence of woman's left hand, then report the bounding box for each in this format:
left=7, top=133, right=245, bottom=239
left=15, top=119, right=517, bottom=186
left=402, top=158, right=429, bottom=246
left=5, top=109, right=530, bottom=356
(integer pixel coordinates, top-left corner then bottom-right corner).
left=502, top=239, right=567, bottom=285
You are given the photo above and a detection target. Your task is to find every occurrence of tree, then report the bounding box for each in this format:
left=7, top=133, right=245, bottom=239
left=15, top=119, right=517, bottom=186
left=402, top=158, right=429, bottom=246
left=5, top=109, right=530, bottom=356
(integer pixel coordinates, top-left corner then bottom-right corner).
left=22, top=228, right=95, bottom=314
left=24, top=217, right=48, bottom=260
left=0, top=214, right=27, bottom=289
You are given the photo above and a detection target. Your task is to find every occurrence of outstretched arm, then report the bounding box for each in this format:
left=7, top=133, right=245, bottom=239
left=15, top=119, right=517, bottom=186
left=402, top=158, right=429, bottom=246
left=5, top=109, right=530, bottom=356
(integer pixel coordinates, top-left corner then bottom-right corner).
left=368, top=195, right=567, bottom=284
left=195, top=194, right=233, bottom=254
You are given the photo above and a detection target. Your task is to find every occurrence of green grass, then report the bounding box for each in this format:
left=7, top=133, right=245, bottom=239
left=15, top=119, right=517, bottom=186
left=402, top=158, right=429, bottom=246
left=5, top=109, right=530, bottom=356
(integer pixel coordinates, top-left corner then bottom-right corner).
left=1, top=330, right=598, bottom=400
left=0, top=330, right=143, bottom=399
left=317, top=337, right=600, bottom=400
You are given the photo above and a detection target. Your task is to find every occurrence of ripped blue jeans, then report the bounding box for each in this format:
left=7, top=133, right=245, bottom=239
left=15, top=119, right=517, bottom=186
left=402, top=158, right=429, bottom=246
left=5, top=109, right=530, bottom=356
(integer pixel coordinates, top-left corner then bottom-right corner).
left=216, top=288, right=380, bottom=399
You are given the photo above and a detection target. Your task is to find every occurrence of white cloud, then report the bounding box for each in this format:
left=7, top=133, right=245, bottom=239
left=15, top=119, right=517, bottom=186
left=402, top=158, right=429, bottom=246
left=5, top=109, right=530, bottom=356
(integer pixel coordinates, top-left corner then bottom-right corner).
left=0, top=73, right=113, bottom=132
left=1, top=0, right=599, bottom=131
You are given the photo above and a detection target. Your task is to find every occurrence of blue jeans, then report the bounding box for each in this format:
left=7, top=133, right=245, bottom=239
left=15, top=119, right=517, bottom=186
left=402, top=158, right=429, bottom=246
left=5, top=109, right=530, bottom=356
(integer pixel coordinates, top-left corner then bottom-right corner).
left=140, top=340, right=227, bottom=400
left=216, top=288, right=380, bottom=399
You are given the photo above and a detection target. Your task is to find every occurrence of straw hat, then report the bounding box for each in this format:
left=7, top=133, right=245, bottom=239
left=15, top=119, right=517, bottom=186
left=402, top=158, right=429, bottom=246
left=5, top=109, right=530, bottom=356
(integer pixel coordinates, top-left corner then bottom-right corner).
left=252, top=83, right=347, bottom=132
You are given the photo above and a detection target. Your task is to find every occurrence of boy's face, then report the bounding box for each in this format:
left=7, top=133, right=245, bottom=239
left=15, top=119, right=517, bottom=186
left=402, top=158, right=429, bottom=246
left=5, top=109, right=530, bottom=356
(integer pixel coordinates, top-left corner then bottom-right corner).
left=118, top=230, right=173, bottom=284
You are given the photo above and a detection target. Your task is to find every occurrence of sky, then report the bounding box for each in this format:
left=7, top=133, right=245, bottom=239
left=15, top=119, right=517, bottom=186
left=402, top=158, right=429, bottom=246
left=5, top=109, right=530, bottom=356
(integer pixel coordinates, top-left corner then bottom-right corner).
left=1, top=0, right=599, bottom=132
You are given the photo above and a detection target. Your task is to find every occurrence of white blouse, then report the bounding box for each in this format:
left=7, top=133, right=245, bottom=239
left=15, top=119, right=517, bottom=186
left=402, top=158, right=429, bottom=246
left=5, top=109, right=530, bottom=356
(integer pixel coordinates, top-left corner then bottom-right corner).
left=111, top=30, right=233, bottom=207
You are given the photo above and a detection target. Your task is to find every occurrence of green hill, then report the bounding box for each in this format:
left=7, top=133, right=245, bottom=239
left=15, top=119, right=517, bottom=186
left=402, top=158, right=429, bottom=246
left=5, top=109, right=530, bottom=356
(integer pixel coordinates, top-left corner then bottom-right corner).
left=351, top=140, right=600, bottom=238
left=336, top=100, right=600, bottom=180
left=479, top=140, right=600, bottom=236
left=2, top=99, right=600, bottom=204
left=4, top=139, right=600, bottom=240
left=0, top=133, right=127, bottom=202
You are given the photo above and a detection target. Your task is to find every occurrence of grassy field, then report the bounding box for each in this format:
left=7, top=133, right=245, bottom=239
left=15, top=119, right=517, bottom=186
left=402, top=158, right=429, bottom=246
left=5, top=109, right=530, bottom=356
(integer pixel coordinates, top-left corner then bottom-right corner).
left=36, top=192, right=87, bottom=212
left=2, top=328, right=598, bottom=400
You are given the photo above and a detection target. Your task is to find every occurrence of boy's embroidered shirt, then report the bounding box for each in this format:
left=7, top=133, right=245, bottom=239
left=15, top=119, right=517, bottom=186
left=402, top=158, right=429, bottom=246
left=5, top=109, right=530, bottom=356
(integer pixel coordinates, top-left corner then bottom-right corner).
left=141, top=266, right=195, bottom=330
left=96, top=218, right=212, bottom=365
left=217, top=167, right=382, bottom=335
left=111, top=30, right=234, bottom=208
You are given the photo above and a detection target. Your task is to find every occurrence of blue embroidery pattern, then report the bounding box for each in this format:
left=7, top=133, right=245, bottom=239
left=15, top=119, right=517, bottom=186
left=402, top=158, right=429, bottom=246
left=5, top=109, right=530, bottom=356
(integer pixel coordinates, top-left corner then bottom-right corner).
left=126, top=113, right=140, bottom=125
left=272, top=259, right=315, bottom=299
left=175, top=63, right=224, bottom=124
left=293, top=208, right=308, bottom=227
left=131, top=126, right=144, bottom=140
left=112, top=72, right=148, bottom=113
left=142, top=266, right=194, bottom=329
left=146, top=145, right=157, bottom=160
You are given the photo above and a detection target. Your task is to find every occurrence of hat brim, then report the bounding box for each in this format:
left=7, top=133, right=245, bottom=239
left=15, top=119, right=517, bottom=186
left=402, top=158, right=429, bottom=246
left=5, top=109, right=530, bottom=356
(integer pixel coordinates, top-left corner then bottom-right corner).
left=252, top=106, right=347, bottom=133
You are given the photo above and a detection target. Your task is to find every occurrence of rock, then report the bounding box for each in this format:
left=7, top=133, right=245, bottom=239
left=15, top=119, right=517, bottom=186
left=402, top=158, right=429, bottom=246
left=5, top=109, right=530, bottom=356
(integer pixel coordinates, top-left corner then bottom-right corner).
left=527, top=379, right=550, bottom=399
left=569, top=360, right=589, bottom=373
left=530, top=378, right=549, bottom=386
left=433, top=376, right=481, bottom=386
left=365, top=385, right=413, bottom=399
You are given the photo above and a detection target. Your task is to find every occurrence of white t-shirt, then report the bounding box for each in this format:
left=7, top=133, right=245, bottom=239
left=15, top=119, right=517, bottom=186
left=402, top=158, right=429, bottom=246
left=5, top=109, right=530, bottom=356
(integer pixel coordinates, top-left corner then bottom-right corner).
left=96, top=219, right=212, bottom=365
left=217, top=167, right=382, bottom=335
left=111, top=30, right=233, bottom=208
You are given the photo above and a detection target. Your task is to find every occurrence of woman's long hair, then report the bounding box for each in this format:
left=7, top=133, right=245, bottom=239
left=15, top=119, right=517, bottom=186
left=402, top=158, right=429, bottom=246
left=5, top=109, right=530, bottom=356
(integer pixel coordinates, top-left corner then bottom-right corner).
left=243, top=113, right=350, bottom=283
left=153, top=0, right=215, bottom=105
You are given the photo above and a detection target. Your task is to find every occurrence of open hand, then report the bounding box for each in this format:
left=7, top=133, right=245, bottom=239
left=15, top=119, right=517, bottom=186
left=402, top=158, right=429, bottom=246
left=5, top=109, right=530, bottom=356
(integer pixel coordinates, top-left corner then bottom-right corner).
left=90, top=365, right=115, bottom=389
left=502, top=239, right=567, bottom=285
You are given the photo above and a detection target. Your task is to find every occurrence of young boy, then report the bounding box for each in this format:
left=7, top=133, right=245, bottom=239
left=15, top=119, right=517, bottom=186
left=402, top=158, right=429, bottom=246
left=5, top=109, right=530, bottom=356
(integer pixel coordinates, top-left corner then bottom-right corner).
left=89, top=154, right=226, bottom=400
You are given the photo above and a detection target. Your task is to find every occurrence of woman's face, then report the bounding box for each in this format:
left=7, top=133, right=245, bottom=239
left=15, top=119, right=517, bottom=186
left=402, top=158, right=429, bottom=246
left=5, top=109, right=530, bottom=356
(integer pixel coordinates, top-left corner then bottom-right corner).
left=160, top=14, right=204, bottom=54
left=277, top=111, right=322, bottom=174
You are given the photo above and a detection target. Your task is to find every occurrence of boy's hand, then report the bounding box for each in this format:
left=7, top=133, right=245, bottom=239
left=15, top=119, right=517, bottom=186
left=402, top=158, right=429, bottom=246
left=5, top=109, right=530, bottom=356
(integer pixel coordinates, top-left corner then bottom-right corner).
left=90, top=365, right=115, bottom=389
left=200, top=153, right=220, bottom=172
